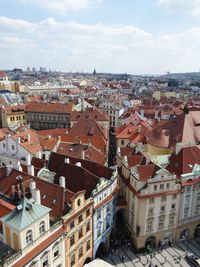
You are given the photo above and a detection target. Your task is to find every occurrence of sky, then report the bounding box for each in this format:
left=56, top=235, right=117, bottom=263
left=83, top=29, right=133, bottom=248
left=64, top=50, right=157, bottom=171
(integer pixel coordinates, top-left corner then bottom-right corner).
left=1, top=0, right=200, bottom=74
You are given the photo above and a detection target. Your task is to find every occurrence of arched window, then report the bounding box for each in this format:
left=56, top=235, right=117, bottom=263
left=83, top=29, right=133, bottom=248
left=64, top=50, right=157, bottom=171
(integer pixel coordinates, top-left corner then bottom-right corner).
left=39, top=221, right=45, bottom=234
left=26, top=230, right=33, bottom=244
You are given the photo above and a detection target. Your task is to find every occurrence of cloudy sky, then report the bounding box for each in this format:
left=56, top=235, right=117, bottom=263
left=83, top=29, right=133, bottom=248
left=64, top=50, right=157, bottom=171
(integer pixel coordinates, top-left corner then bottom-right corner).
left=1, top=0, right=200, bottom=74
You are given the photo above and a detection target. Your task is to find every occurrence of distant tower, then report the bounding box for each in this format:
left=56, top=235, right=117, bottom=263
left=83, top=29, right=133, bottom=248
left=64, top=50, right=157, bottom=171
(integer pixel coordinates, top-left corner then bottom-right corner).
left=93, top=69, right=96, bottom=75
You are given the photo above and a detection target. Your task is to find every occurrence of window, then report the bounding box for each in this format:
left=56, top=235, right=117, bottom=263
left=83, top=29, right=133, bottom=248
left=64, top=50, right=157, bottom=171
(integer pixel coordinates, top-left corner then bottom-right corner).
left=97, top=210, right=101, bottom=220
left=160, top=206, right=165, bottom=213
left=77, top=199, right=81, bottom=206
left=97, top=228, right=101, bottom=237
left=171, top=204, right=176, bottom=210
left=185, top=195, right=191, bottom=206
left=166, top=183, right=170, bottom=189
left=26, top=230, right=33, bottom=244
left=53, top=245, right=59, bottom=259
left=70, top=235, right=75, bottom=247
left=86, top=240, right=91, bottom=251
left=70, top=221, right=74, bottom=230
left=169, top=215, right=175, bottom=226
left=186, top=186, right=191, bottom=193
left=71, top=254, right=75, bottom=266
left=154, top=185, right=157, bottom=191
left=146, top=219, right=153, bottom=231
left=79, top=247, right=83, bottom=259
left=161, top=195, right=166, bottom=202
left=79, top=228, right=83, bottom=239
left=86, top=209, right=90, bottom=217
left=158, top=216, right=165, bottom=228
left=148, top=208, right=154, bottom=215
left=39, top=221, right=45, bottom=234
left=172, top=194, right=177, bottom=199
left=195, top=205, right=200, bottom=215
left=149, top=198, right=154, bottom=204
left=78, top=214, right=83, bottom=223
left=184, top=207, right=189, bottom=218
left=106, top=203, right=110, bottom=212
left=42, top=255, right=48, bottom=267
left=121, top=140, right=124, bottom=146
left=3, top=143, right=5, bottom=148
left=160, top=184, right=164, bottom=191
left=197, top=193, right=200, bottom=202
left=106, top=221, right=110, bottom=229
left=12, top=145, right=15, bottom=150
left=86, top=222, right=90, bottom=232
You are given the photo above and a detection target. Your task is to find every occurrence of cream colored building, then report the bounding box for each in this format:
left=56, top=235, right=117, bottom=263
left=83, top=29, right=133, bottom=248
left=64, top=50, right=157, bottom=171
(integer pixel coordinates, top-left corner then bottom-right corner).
left=118, top=153, right=181, bottom=250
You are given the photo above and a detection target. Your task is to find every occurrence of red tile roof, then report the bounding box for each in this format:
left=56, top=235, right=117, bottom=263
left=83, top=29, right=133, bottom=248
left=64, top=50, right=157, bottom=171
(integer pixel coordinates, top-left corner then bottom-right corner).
left=0, top=199, right=15, bottom=227
left=56, top=142, right=106, bottom=165
left=26, top=102, right=74, bottom=113
left=146, top=111, right=200, bottom=150
left=166, top=146, right=200, bottom=176
left=71, top=107, right=109, bottom=121
left=49, top=152, right=113, bottom=180
left=137, top=164, right=160, bottom=181
left=69, top=118, right=108, bottom=141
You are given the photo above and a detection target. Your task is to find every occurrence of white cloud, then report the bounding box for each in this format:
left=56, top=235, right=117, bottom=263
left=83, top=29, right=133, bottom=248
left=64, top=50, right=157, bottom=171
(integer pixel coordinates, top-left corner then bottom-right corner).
left=20, top=0, right=103, bottom=14
left=1, top=16, right=200, bottom=73
left=157, top=0, right=200, bottom=16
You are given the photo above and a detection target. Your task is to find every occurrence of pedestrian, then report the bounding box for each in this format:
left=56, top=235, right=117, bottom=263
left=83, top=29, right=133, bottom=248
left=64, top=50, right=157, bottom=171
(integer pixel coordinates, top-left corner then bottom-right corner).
left=121, top=255, right=125, bottom=263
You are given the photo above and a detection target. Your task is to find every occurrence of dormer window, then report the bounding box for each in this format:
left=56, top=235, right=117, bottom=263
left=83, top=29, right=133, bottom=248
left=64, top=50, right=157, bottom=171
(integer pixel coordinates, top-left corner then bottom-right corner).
left=39, top=221, right=45, bottom=234
left=26, top=229, right=33, bottom=244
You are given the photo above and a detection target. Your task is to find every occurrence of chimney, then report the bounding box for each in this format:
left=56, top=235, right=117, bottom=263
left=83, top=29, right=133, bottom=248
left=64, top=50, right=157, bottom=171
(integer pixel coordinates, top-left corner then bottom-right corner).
left=137, top=125, right=142, bottom=134
left=16, top=136, right=21, bottom=144
left=30, top=181, right=36, bottom=193
left=26, top=154, right=31, bottom=165
left=32, top=188, right=41, bottom=204
left=59, top=176, right=66, bottom=188
left=12, top=185, right=15, bottom=198
left=64, top=158, right=70, bottom=164
left=17, top=184, right=22, bottom=199
left=27, top=134, right=31, bottom=142
left=28, top=165, right=35, bottom=176
left=75, top=162, right=81, bottom=167
left=81, top=150, right=85, bottom=160
left=6, top=164, right=12, bottom=176
left=16, top=161, right=22, bottom=172
left=36, top=151, right=42, bottom=159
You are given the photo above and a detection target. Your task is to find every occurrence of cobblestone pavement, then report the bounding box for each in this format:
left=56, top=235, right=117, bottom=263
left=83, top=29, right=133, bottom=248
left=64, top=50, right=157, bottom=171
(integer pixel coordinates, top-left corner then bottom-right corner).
left=102, top=238, right=200, bottom=267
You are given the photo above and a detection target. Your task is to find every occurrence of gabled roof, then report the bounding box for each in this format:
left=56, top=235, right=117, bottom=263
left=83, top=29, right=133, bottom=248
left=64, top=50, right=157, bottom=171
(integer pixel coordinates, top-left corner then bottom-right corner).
left=26, top=102, right=74, bottom=113
left=136, top=164, right=160, bottom=181
left=71, top=107, right=109, bottom=121
left=1, top=197, right=50, bottom=231
left=69, top=118, right=108, bottom=140
left=56, top=142, right=106, bottom=165
left=146, top=111, right=200, bottom=150
left=49, top=152, right=113, bottom=180
left=33, top=177, right=74, bottom=217
left=54, top=163, right=100, bottom=198
left=166, top=146, right=200, bottom=176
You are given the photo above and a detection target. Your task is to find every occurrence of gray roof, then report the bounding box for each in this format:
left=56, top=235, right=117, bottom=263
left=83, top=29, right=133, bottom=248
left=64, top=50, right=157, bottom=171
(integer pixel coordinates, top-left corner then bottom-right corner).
left=1, top=198, right=51, bottom=231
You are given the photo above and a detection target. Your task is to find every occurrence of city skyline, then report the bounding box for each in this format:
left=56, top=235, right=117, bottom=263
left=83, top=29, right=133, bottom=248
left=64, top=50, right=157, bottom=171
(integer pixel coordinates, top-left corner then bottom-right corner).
left=1, top=0, right=200, bottom=74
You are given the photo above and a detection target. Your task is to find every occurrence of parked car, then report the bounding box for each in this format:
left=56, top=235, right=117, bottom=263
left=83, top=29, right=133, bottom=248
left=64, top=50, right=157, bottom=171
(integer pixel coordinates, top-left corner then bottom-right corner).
left=185, top=254, right=200, bottom=267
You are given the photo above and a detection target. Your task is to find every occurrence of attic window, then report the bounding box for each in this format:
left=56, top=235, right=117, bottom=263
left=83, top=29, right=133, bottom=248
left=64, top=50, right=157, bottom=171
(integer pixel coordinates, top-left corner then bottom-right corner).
left=53, top=199, right=57, bottom=204
left=88, top=127, right=95, bottom=135
left=77, top=199, right=81, bottom=206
